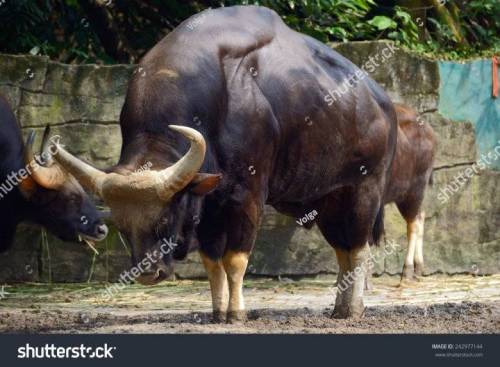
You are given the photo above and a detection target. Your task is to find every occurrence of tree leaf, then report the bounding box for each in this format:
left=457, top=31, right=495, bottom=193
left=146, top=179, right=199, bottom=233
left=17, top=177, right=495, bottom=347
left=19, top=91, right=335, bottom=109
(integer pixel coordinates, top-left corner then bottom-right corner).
left=368, top=16, right=397, bottom=31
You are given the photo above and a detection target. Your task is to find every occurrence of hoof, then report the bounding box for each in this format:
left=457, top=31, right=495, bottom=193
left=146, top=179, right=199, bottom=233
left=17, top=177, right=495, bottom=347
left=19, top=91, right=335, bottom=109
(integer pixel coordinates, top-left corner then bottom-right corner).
left=401, top=264, right=414, bottom=281
left=364, top=278, right=373, bottom=291
left=227, top=310, right=247, bottom=324
left=332, top=304, right=365, bottom=319
left=332, top=305, right=349, bottom=319
left=413, top=276, right=423, bottom=282
left=212, top=310, right=226, bottom=323
left=414, top=263, right=424, bottom=277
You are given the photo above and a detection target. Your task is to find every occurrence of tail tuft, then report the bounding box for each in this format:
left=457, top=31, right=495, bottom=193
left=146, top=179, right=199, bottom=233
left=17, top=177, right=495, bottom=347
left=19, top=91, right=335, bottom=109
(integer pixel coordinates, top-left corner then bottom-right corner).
left=372, top=206, right=385, bottom=246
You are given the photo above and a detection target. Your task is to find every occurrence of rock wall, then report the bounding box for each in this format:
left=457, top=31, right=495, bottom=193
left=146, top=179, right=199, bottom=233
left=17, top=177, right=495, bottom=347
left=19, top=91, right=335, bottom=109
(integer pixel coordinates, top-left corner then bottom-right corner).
left=0, top=41, right=498, bottom=282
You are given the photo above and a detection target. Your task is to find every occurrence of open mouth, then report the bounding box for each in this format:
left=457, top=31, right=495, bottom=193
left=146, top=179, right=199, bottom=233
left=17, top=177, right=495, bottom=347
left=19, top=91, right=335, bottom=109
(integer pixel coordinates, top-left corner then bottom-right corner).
left=77, top=225, right=109, bottom=255
left=78, top=233, right=106, bottom=242
left=77, top=234, right=100, bottom=255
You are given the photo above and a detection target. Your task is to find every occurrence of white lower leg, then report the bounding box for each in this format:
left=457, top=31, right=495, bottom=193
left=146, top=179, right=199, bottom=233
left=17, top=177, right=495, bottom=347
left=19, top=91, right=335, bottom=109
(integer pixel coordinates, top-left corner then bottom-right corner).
left=334, top=243, right=370, bottom=318
left=200, top=252, right=228, bottom=322
left=402, top=218, right=418, bottom=280
left=222, top=250, right=249, bottom=322
left=414, top=211, right=425, bottom=276
left=364, top=246, right=374, bottom=291
left=349, top=242, right=370, bottom=317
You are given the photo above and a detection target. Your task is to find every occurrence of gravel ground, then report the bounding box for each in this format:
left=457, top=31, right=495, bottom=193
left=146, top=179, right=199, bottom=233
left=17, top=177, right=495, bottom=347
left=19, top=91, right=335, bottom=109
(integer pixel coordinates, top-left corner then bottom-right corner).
left=0, top=274, right=498, bottom=334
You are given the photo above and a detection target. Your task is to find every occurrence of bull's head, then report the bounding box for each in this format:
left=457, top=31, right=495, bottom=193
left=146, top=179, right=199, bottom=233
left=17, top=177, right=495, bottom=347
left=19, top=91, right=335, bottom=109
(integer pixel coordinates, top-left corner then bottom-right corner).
left=19, top=128, right=109, bottom=245
left=51, top=126, right=221, bottom=285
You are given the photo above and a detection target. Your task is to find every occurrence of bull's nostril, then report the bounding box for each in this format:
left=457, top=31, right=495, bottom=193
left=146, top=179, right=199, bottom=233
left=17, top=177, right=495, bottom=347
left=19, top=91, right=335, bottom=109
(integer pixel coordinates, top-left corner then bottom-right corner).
left=97, top=224, right=108, bottom=238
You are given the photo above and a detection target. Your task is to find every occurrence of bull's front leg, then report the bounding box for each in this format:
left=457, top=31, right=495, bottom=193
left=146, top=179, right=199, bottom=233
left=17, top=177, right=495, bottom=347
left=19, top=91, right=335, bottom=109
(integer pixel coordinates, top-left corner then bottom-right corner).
left=222, top=250, right=249, bottom=323
left=200, top=252, right=229, bottom=323
left=333, top=242, right=370, bottom=318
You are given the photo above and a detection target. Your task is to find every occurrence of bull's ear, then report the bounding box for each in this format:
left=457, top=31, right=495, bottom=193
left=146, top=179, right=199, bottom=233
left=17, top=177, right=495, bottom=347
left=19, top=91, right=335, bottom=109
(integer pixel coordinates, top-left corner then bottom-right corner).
left=189, top=173, right=222, bottom=195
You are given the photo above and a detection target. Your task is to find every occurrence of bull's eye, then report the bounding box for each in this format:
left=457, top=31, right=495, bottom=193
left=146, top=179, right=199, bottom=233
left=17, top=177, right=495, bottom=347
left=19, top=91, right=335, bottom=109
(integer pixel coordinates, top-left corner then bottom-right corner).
left=70, top=193, right=82, bottom=205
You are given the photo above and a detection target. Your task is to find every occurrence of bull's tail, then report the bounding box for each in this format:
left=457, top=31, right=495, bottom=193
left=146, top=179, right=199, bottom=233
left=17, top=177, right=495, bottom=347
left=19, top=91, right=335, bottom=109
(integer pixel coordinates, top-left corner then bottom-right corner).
left=372, top=205, right=385, bottom=246
left=428, top=170, right=434, bottom=187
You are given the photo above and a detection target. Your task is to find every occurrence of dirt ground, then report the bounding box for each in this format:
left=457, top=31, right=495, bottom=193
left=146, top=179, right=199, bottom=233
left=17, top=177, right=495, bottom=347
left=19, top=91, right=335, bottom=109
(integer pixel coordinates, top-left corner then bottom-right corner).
left=0, top=274, right=499, bottom=334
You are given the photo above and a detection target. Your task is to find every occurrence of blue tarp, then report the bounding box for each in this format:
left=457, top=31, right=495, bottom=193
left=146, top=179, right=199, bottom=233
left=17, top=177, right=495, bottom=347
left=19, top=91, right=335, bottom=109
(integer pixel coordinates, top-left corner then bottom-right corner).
left=439, top=59, right=500, bottom=169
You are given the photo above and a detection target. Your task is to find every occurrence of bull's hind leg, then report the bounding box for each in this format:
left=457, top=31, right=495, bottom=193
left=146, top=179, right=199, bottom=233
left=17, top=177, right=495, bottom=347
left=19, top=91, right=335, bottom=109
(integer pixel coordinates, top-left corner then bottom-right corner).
left=200, top=252, right=229, bottom=323
left=318, top=186, right=379, bottom=318
left=333, top=248, right=350, bottom=316
left=414, top=211, right=425, bottom=276
left=222, top=250, right=249, bottom=323
left=401, top=211, right=425, bottom=281
left=333, top=243, right=371, bottom=318
left=364, top=246, right=374, bottom=291
left=348, top=242, right=370, bottom=317
left=402, top=217, right=418, bottom=280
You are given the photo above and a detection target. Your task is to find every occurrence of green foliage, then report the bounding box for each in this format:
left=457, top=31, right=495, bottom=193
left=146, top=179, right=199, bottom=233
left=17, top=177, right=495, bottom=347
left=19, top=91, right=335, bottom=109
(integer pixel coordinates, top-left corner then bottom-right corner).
left=0, top=0, right=104, bottom=63
left=225, top=0, right=379, bottom=42
left=0, top=0, right=498, bottom=63
left=398, top=0, right=500, bottom=59
left=368, top=15, right=397, bottom=31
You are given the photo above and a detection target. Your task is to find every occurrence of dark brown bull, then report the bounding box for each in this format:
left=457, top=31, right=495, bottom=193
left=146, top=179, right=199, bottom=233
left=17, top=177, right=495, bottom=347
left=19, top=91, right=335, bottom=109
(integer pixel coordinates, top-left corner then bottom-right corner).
left=0, top=95, right=108, bottom=253
left=52, top=5, right=398, bottom=321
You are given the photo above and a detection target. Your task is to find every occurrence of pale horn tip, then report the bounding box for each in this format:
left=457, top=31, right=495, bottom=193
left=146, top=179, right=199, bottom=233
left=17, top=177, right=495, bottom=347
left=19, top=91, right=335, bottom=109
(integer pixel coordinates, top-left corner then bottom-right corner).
left=168, top=125, right=204, bottom=143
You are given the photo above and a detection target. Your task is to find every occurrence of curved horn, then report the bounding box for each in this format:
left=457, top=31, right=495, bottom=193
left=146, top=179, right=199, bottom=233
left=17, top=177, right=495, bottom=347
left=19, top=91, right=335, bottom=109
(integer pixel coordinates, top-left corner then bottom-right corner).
left=51, top=143, right=108, bottom=197
left=156, top=125, right=206, bottom=198
left=51, top=126, right=205, bottom=202
left=24, top=130, right=66, bottom=190
left=40, top=126, right=52, bottom=164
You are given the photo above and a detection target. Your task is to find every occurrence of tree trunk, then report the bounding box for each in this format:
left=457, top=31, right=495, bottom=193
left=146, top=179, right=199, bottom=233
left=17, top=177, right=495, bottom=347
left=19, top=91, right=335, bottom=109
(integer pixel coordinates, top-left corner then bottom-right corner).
left=427, top=0, right=468, bottom=45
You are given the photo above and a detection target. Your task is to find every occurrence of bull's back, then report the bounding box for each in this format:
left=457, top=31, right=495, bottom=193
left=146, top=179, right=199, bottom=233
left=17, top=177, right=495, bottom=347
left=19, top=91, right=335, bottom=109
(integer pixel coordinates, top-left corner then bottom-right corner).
left=258, top=23, right=397, bottom=203
left=187, top=7, right=397, bottom=202
left=126, top=6, right=397, bottom=204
